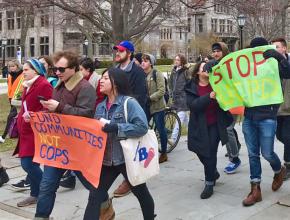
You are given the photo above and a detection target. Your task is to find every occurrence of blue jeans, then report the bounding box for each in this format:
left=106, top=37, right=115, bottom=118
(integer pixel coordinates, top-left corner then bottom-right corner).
left=242, top=117, right=281, bottom=183
left=35, top=166, right=98, bottom=219
left=20, top=157, right=42, bottom=197
left=152, top=111, right=167, bottom=153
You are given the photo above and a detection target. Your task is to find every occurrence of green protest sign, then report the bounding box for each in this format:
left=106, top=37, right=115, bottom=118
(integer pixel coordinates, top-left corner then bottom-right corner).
left=209, top=45, right=284, bottom=111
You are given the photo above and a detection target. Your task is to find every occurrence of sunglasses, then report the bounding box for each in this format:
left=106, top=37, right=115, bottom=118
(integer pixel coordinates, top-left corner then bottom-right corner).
left=51, top=66, right=72, bottom=73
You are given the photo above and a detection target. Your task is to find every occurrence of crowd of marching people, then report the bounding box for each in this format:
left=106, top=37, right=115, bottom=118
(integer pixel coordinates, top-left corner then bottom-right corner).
left=0, top=35, right=289, bottom=220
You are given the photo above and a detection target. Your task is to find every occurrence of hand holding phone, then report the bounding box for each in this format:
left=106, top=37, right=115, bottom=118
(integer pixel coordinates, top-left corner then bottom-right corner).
left=38, top=96, right=48, bottom=101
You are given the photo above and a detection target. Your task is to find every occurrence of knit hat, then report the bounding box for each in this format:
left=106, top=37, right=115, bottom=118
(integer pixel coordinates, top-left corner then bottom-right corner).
left=212, top=43, right=223, bottom=51
left=27, top=58, right=47, bottom=76
left=144, top=53, right=156, bottom=66
left=134, top=52, right=143, bottom=64
left=250, top=37, right=268, bottom=48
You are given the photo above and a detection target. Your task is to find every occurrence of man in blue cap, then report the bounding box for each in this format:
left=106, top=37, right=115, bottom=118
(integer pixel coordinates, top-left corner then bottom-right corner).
left=112, top=41, right=149, bottom=198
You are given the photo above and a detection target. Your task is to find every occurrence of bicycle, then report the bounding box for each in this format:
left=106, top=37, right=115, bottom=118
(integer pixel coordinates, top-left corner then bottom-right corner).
left=149, top=106, right=182, bottom=153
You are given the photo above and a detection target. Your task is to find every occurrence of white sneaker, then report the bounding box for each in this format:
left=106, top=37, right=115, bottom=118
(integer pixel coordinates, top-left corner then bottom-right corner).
left=0, top=136, right=5, bottom=143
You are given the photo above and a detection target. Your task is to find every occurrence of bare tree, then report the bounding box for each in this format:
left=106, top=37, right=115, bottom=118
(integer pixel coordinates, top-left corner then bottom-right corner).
left=215, top=0, right=290, bottom=41
left=40, top=0, right=171, bottom=44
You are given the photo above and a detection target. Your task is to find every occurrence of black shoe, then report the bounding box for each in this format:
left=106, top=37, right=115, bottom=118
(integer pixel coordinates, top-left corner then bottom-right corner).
left=59, top=174, right=76, bottom=189
left=11, top=178, right=30, bottom=191
left=0, top=168, right=9, bottom=187
left=200, top=185, right=214, bottom=199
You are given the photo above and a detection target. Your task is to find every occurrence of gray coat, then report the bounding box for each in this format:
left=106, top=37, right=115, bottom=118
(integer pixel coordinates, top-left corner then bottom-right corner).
left=169, top=66, right=190, bottom=111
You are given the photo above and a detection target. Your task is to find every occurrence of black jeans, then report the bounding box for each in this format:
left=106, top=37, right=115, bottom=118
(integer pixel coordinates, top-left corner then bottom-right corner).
left=84, top=164, right=155, bottom=220
left=277, top=116, right=290, bottom=163
left=196, top=124, right=220, bottom=185
left=35, top=166, right=97, bottom=219
left=2, top=105, right=17, bottom=139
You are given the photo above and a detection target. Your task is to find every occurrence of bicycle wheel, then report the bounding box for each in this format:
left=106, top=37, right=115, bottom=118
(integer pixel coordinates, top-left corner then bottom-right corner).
left=157, top=111, right=182, bottom=153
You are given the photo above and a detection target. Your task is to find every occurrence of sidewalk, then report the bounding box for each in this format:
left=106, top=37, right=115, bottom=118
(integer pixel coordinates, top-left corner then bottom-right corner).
left=1, top=125, right=290, bottom=220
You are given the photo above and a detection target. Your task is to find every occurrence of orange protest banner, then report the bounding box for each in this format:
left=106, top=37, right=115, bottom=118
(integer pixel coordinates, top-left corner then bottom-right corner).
left=30, top=112, right=107, bottom=187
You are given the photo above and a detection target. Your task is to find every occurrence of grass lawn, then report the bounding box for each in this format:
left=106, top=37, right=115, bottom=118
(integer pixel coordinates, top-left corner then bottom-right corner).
left=0, top=94, right=17, bottom=152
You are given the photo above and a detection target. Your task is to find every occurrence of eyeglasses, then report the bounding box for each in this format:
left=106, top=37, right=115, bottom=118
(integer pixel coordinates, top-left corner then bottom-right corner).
left=51, top=66, right=72, bottom=73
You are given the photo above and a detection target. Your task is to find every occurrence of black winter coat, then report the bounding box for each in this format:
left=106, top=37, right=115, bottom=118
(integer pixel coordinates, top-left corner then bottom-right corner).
left=184, top=80, right=233, bottom=157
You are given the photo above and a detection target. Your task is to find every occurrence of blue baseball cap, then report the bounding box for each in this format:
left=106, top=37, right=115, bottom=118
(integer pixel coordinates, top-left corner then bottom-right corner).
left=113, top=41, right=134, bottom=53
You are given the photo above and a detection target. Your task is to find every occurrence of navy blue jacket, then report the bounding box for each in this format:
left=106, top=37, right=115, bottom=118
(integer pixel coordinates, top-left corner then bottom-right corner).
left=245, top=57, right=290, bottom=120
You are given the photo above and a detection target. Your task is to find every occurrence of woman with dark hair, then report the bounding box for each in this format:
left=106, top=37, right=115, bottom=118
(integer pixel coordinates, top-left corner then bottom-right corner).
left=94, top=67, right=155, bottom=220
left=13, top=58, right=53, bottom=207
left=79, top=57, right=100, bottom=89
left=184, top=61, right=232, bottom=199
left=38, top=55, right=58, bottom=88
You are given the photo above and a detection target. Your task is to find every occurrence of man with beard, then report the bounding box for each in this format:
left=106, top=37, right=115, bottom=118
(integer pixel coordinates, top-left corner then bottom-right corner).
left=111, top=41, right=149, bottom=199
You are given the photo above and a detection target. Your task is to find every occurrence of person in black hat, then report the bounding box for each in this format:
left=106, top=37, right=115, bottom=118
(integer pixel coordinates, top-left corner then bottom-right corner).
left=204, top=42, right=243, bottom=176
left=242, top=36, right=290, bottom=207
left=134, top=52, right=143, bottom=66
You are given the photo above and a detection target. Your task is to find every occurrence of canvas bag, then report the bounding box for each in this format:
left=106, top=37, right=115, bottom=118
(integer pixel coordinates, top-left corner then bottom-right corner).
left=120, top=97, right=160, bottom=186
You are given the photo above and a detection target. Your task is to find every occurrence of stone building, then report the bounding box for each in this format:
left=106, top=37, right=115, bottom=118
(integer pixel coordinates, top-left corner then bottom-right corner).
left=0, top=1, right=238, bottom=64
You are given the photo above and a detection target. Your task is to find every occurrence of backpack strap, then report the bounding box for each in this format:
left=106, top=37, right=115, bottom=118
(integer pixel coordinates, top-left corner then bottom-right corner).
left=152, top=69, right=157, bottom=83
left=123, top=97, right=133, bottom=123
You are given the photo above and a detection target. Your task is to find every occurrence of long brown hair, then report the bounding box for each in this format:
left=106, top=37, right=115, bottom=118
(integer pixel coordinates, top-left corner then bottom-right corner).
left=191, top=61, right=206, bottom=84
left=176, top=54, right=187, bottom=67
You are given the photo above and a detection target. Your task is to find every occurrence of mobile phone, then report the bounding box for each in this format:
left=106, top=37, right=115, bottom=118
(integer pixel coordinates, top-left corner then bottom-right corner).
left=37, top=96, right=48, bottom=101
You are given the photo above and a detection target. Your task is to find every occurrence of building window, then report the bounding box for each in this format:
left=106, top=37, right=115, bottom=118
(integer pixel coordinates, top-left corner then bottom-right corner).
left=227, top=20, right=233, bottom=33
left=219, top=19, right=225, bottom=33
left=7, top=39, right=15, bottom=58
left=30, top=37, right=35, bottom=57
left=40, top=10, right=49, bottom=27
left=198, top=18, right=203, bottom=32
left=7, top=11, right=14, bottom=30
left=40, top=36, right=49, bottom=55
left=211, top=18, right=217, bottom=32
left=16, top=11, right=22, bottom=29
left=187, top=17, right=191, bottom=32
left=160, top=28, right=172, bottom=40
left=0, top=13, right=2, bottom=31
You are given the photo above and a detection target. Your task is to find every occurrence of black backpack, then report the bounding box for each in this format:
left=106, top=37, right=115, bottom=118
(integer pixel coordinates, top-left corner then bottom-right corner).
left=152, top=70, right=170, bottom=104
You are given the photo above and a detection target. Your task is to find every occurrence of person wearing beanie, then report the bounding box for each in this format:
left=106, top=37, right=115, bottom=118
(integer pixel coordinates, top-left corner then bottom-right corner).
left=242, top=36, right=290, bottom=207
left=205, top=42, right=243, bottom=176
left=141, top=53, right=168, bottom=163
left=13, top=59, right=53, bottom=207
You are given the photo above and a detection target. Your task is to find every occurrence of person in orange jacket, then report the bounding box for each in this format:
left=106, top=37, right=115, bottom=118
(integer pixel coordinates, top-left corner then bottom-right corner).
left=0, top=59, right=23, bottom=143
